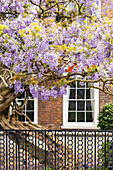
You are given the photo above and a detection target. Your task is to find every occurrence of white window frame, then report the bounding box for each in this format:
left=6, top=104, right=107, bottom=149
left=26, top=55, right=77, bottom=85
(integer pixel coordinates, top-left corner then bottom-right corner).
left=11, top=93, right=38, bottom=124
left=62, top=83, right=99, bottom=129
left=17, top=95, right=38, bottom=124
left=34, top=98, right=38, bottom=124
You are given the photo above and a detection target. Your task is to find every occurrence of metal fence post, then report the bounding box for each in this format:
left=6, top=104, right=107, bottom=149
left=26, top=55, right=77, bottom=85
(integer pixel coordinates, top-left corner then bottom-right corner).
left=6, top=131, right=8, bottom=170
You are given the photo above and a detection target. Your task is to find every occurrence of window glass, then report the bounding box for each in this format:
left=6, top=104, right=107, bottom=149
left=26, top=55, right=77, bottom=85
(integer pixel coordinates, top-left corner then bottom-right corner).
left=68, top=101, right=76, bottom=111
left=77, top=81, right=85, bottom=88
left=68, top=112, right=76, bottom=122
left=26, top=111, right=34, bottom=122
left=19, top=115, right=25, bottom=121
left=86, top=101, right=93, bottom=111
left=77, top=101, right=85, bottom=111
left=77, top=89, right=85, bottom=99
left=86, top=89, right=94, bottom=99
left=27, top=100, right=34, bottom=110
left=70, top=82, right=76, bottom=88
left=17, top=92, right=35, bottom=122
left=77, top=112, right=85, bottom=122
left=67, top=81, right=95, bottom=123
left=86, top=112, right=93, bottom=122
left=69, top=89, right=76, bottom=99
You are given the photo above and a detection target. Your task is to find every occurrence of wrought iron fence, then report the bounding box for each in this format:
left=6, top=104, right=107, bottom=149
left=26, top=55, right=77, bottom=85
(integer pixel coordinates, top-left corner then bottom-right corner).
left=0, top=130, right=113, bottom=169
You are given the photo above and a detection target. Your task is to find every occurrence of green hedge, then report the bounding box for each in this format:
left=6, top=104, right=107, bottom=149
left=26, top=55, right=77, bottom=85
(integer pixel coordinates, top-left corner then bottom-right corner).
left=98, top=102, right=113, bottom=130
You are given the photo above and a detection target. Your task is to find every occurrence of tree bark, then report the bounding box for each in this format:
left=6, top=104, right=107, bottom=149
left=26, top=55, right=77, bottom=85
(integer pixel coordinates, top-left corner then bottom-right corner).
left=0, top=89, right=16, bottom=113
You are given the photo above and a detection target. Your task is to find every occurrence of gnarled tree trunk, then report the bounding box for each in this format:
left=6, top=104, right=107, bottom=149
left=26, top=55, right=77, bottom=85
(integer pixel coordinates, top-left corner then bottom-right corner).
left=0, top=70, right=72, bottom=169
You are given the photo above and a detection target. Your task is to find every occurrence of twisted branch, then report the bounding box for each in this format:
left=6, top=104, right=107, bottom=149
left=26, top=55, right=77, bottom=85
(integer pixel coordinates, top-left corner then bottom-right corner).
left=0, top=75, right=8, bottom=87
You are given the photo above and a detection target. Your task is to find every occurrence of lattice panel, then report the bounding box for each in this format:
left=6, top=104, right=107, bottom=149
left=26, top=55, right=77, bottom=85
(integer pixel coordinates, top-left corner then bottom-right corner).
left=37, top=130, right=44, bottom=169
left=0, top=131, right=6, bottom=170
left=67, top=131, right=74, bottom=169
left=8, top=131, right=15, bottom=170
left=107, top=132, right=113, bottom=169
left=27, top=131, right=35, bottom=169
left=57, top=131, right=64, bottom=169
left=18, top=131, right=25, bottom=170
left=86, top=131, right=94, bottom=169
left=0, top=130, right=113, bottom=169
left=77, top=131, right=84, bottom=169
left=97, top=132, right=104, bottom=169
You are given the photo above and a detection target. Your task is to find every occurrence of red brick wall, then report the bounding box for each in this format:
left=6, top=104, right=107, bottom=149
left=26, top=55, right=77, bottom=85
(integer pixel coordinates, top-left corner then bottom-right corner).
left=99, top=82, right=113, bottom=111
left=99, top=91, right=113, bottom=111
left=38, top=97, right=63, bottom=129
left=38, top=92, right=113, bottom=130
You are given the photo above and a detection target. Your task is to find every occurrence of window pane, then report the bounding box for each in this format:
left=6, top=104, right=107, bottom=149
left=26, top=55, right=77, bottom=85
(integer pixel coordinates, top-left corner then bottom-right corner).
left=27, top=100, right=34, bottom=110
left=29, top=92, right=34, bottom=99
left=68, top=101, right=76, bottom=111
left=69, top=89, right=76, bottom=99
left=77, top=89, right=85, bottom=99
left=86, top=112, right=93, bottom=122
left=86, top=89, right=94, bottom=99
left=17, top=92, right=25, bottom=99
left=86, top=101, right=94, bottom=111
left=77, top=112, right=85, bottom=122
left=17, top=100, right=25, bottom=109
left=77, top=101, right=85, bottom=111
left=77, top=81, right=85, bottom=88
left=16, top=92, right=35, bottom=123
left=70, top=82, right=76, bottom=88
left=26, top=111, right=34, bottom=122
left=19, top=115, right=25, bottom=121
left=86, top=82, right=89, bottom=88
left=68, top=112, right=76, bottom=122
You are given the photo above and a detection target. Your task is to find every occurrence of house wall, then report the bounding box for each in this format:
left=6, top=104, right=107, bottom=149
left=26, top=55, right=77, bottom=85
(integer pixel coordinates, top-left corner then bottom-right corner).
left=99, top=82, right=113, bottom=110
left=99, top=91, right=113, bottom=111
left=38, top=91, right=113, bottom=130
left=38, top=97, right=63, bottom=129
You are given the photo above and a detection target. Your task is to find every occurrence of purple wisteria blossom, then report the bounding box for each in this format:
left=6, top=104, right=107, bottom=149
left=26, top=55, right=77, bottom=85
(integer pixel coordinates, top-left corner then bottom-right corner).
left=0, top=0, right=113, bottom=100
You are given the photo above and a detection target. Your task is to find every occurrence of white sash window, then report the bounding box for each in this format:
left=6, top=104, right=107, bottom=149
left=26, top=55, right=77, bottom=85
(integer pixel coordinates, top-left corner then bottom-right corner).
left=63, top=81, right=99, bottom=129
left=16, top=92, right=38, bottom=124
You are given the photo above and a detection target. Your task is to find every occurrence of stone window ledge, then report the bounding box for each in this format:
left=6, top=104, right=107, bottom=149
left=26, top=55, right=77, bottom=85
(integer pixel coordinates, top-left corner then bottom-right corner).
left=61, top=125, right=100, bottom=130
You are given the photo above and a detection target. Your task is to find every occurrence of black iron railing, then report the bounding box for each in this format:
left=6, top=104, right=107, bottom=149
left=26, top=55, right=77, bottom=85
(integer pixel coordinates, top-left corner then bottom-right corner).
left=0, top=130, right=113, bottom=169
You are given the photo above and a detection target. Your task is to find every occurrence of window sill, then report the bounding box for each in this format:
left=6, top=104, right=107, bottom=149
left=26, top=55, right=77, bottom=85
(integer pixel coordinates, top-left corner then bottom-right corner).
left=61, top=125, right=100, bottom=130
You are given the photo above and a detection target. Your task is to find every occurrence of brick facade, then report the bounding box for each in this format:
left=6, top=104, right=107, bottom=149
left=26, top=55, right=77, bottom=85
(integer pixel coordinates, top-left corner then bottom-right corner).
left=99, top=82, right=113, bottom=111
left=38, top=92, right=113, bottom=130
left=38, top=97, right=63, bottom=129
left=99, top=91, right=113, bottom=111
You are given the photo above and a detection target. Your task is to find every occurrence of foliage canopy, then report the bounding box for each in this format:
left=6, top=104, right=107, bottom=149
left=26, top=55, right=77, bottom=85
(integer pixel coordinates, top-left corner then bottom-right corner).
left=0, top=0, right=113, bottom=102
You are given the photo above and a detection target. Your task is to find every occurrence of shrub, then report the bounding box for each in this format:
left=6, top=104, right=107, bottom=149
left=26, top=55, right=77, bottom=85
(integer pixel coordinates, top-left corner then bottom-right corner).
left=98, top=102, right=113, bottom=130
left=98, top=140, right=113, bottom=169
left=98, top=103, right=113, bottom=169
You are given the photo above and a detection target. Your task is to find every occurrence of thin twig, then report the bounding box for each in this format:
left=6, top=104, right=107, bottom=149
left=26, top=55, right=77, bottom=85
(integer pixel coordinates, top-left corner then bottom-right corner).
left=0, top=75, right=8, bottom=87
